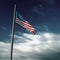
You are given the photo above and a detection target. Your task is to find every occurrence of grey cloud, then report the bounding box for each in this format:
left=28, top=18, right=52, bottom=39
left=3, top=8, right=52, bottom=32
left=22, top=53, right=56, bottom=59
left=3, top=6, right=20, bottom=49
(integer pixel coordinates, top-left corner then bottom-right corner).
left=0, top=32, right=60, bottom=60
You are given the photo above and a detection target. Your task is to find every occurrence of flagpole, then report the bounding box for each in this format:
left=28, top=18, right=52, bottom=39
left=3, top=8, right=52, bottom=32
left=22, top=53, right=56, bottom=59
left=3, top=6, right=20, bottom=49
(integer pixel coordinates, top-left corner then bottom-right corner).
left=10, top=4, right=16, bottom=60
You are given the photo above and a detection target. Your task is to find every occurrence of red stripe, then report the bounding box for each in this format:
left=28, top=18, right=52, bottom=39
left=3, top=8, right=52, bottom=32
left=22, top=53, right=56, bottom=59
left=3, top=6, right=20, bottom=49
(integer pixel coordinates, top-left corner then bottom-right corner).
left=23, top=22, right=32, bottom=26
left=16, top=19, right=24, bottom=27
left=16, top=19, right=35, bottom=33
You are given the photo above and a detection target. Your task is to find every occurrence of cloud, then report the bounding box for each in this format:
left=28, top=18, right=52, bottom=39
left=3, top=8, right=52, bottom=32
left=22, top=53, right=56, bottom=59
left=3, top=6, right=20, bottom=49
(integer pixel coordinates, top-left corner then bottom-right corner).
left=44, top=0, right=55, bottom=4
left=32, top=5, right=45, bottom=16
left=2, top=27, right=7, bottom=31
left=36, top=25, right=49, bottom=32
left=0, top=32, right=60, bottom=60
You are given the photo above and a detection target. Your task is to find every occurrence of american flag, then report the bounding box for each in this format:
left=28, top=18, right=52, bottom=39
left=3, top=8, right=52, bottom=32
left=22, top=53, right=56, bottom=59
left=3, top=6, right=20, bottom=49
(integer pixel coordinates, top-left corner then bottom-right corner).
left=16, top=12, right=36, bottom=34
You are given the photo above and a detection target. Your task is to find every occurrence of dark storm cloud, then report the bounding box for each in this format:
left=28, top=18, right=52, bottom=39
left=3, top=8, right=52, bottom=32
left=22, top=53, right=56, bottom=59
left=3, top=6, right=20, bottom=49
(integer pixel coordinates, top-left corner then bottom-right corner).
left=0, top=32, right=60, bottom=60
left=32, top=4, right=45, bottom=17
left=44, top=0, right=56, bottom=5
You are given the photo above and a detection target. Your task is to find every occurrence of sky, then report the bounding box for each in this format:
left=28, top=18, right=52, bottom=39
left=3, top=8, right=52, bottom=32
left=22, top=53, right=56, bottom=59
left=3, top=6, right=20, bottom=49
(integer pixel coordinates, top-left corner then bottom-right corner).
left=0, top=0, right=60, bottom=60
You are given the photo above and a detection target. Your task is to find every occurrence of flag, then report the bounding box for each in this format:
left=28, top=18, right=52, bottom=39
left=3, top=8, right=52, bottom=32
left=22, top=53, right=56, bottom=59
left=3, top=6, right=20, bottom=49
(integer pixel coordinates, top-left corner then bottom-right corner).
left=16, top=12, right=36, bottom=34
